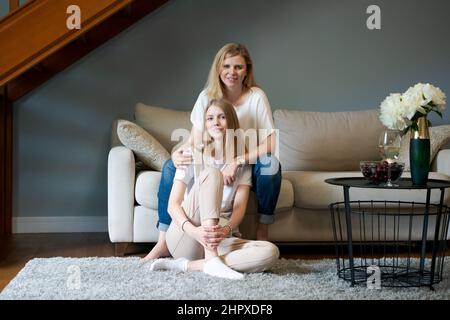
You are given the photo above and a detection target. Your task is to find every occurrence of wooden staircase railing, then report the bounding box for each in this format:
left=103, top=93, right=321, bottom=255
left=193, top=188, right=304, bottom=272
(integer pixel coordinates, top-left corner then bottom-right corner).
left=0, top=0, right=168, bottom=236
left=0, top=0, right=138, bottom=88
left=9, top=0, right=21, bottom=12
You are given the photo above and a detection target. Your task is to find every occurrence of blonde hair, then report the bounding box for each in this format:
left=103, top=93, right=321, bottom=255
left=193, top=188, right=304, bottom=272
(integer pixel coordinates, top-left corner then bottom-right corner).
left=204, top=43, right=258, bottom=100
left=201, top=99, right=246, bottom=164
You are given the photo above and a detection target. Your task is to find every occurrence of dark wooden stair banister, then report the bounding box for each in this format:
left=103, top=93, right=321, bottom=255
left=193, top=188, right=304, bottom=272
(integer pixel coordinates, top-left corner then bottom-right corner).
left=0, top=0, right=137, bottom=88
left=0, top=0, right=168, bottom=236
left=9, top=0, right=20, bottom=12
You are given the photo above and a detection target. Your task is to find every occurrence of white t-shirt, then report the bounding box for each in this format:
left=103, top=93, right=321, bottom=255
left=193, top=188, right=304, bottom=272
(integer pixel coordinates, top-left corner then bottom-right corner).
left=190, top=87, right=276, bottom=145
left=174, top=161, right=252, bottom=221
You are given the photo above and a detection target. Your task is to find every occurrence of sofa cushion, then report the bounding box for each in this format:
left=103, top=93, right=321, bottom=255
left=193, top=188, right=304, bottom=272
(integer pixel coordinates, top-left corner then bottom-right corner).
left=117, top=120, right=170, bottom=171
left=135, top=171, right=161, bottom=210
left=274, top=109, right=385, bottom=171
left=135, top=171, right=294, bottom=213
left=134, top=103, right=191, bottom=153
left=133, top=206, right=159, bottom=243
left=283, top=171, right=450, bottom=209
left=245, top=179, right=294, bottom=214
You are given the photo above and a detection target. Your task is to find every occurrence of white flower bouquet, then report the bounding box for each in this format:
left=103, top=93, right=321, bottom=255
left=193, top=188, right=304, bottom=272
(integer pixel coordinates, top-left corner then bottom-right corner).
left=379, top=83, right=446, bottom=133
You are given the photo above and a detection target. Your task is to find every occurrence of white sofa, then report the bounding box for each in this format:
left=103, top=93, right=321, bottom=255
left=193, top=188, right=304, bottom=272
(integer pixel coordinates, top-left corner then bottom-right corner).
left=108, top=103, right=450, bottom=254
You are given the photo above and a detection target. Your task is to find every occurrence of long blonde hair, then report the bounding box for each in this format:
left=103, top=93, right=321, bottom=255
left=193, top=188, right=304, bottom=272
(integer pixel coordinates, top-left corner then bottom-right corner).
left=204, top=43, right=258, bottom=100
left=201, top=99, right=246, bottom=164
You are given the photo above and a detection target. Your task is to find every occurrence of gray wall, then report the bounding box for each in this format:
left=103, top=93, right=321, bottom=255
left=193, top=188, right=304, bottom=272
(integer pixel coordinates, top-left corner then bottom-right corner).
left=13, top=0, right=450, bottom=219
left=0, top=0, right=9, bottom=18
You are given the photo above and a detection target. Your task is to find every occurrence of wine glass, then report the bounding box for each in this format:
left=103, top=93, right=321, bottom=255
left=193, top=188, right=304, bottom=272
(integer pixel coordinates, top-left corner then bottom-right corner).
left=378, top=130, right=401, bottom=187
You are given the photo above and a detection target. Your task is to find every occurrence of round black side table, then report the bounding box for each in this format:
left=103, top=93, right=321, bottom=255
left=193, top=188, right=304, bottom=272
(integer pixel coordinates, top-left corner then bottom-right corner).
left=325, top=177, right=450, bottom=289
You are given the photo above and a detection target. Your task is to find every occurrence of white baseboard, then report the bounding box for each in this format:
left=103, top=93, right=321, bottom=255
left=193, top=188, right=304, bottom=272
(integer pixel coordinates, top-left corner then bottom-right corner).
left=13, top=216, right=108, bottom=233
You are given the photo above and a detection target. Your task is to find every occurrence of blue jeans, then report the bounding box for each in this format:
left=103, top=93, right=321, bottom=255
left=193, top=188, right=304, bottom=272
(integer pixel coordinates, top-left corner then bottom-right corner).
left=156, top=155, right=282, bottom=231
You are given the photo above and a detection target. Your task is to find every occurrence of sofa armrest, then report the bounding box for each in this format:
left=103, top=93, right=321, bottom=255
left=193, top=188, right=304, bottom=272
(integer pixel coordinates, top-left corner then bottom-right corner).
left=432, top=149, right=450, bottom=177
left=108, top=146, right=136, bottom=243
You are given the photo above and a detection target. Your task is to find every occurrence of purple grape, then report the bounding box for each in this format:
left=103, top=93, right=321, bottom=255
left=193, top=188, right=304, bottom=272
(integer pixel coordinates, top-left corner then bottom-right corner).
left=360, top=161, right=404, bottom=184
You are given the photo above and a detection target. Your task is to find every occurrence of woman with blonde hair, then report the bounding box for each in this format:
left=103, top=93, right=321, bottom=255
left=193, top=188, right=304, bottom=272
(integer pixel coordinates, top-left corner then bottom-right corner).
left=148, top=99, right=279, bottom=279
left=142, top=43, right=281, bottom=261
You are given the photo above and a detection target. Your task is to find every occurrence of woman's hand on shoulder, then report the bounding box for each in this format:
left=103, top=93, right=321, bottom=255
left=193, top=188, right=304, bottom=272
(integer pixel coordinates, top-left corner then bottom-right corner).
left=172, top=146, right=193, bottom=169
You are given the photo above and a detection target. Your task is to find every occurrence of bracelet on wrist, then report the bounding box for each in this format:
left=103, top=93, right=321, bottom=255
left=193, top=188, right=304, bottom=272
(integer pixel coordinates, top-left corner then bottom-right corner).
left=181, top=219, right=190, bottom=232
left=236, top=156, right=245, bottom=167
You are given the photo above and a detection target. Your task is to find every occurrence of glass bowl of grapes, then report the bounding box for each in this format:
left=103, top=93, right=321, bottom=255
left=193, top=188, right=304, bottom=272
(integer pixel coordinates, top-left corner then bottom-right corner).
left=360, top=161, right=405, bottom=184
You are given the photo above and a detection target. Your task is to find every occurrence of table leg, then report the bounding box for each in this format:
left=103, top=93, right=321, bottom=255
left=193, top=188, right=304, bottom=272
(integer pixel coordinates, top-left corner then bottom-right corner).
left=330, top=204, right=341, bottom=274
left=343, top=186, right=355, bottom=285
left=429, top=188, right=445, bottom=290
left=419, top=188, right=431, bottom=274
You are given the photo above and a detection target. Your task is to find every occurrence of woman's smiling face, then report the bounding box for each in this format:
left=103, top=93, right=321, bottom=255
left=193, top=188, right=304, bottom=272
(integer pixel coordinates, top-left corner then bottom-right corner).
left=220, top=55, right=247, bottom=90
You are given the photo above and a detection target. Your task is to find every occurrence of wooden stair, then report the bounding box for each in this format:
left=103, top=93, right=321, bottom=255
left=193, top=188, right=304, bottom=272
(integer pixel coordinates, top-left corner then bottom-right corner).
left=1, top=0, right=169, bottom=100
left=0, top=0, right=168, bottom=236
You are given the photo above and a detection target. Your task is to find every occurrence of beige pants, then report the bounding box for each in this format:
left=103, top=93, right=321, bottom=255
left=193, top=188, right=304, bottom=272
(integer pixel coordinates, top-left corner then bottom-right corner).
left=166, top=167, right=279, bottom=273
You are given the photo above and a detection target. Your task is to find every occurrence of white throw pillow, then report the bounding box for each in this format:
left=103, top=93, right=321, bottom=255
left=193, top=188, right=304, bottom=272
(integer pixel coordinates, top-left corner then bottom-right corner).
left=117, top=120, right=170, bottom=171
left=397, top=125, right=450, bottom=171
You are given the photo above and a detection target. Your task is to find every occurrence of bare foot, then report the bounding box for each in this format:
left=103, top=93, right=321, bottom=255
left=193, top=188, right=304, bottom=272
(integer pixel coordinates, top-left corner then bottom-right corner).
left=140, top=231, right=170, bottom=264
left=140, top=242, right=171, bottom=264
left=256, top=223, right=269, bottom=241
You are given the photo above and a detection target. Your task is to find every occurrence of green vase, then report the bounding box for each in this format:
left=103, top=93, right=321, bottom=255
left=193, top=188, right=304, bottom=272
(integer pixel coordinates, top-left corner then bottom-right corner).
left=409, top=117, right=430, bottom=185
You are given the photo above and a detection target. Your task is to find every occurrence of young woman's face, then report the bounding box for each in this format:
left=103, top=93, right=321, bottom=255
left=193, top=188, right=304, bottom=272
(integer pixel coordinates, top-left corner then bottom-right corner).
left=219, top=55, right=247, bottom=90
left=205, top=105, right=227, bottom=140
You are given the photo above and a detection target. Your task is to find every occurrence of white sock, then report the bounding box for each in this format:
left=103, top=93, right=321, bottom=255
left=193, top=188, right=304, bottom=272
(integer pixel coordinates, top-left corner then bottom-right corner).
left=203, top=257, right=244, bottom=280
left=150, top=257, right=189, bottom=272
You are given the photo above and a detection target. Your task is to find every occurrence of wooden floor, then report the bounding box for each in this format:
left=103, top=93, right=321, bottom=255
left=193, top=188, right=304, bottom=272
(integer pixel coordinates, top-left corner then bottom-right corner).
left=0, top=233, right=339, bottom=291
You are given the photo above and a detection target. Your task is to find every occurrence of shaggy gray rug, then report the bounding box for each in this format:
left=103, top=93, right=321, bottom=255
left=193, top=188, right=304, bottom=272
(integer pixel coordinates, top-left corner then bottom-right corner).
left=0, top=257, right=449, bottom=300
